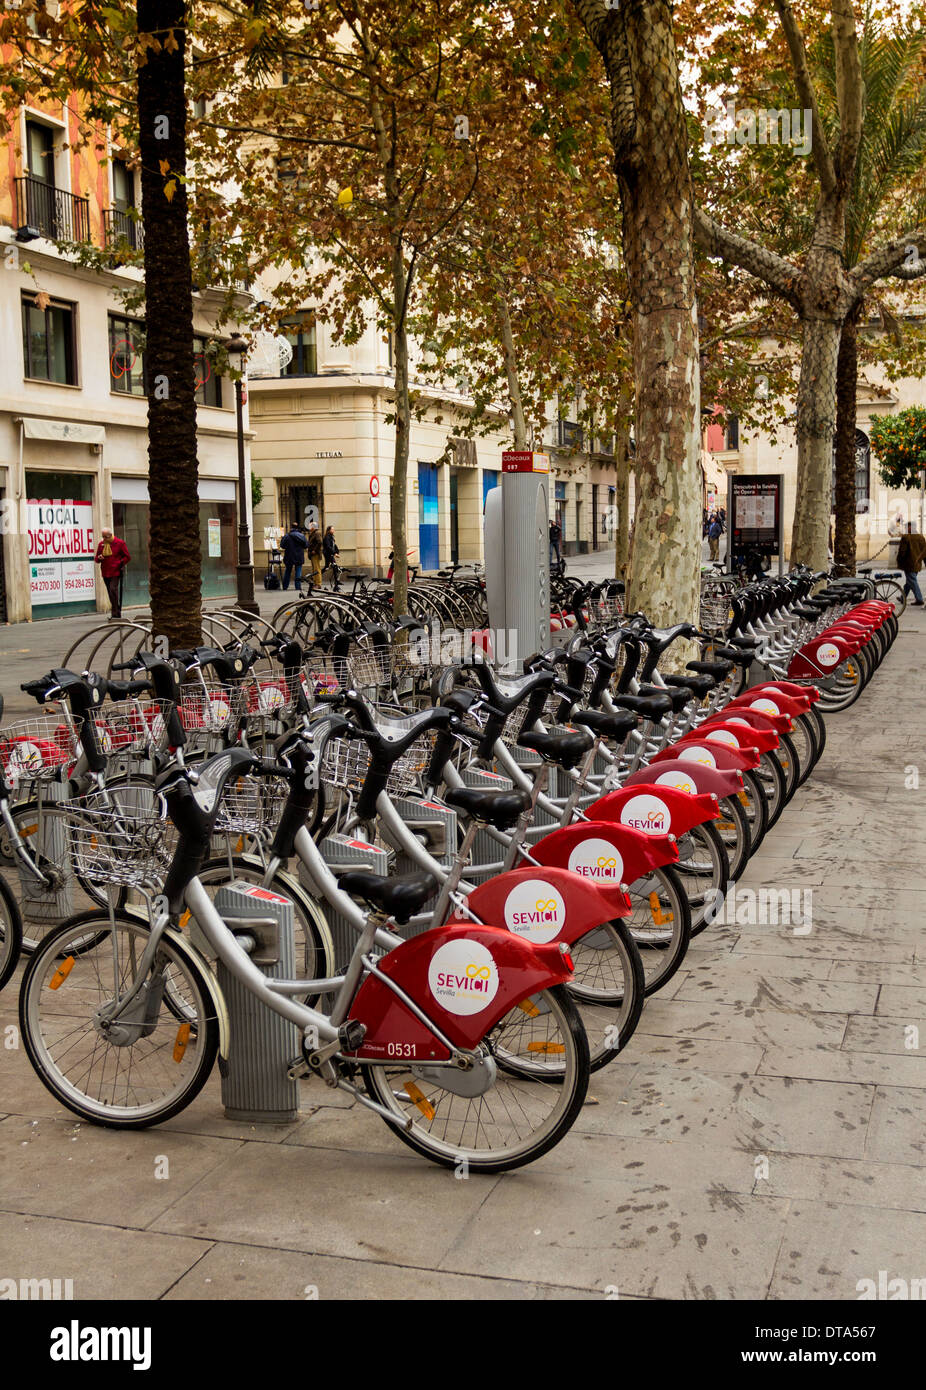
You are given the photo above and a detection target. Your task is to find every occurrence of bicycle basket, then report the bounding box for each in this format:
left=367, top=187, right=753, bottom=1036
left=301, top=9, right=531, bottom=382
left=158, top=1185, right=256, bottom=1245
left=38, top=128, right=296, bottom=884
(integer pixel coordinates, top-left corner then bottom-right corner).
left=321, top=725, right=437, bottom=798
left=179, top=681, right=242, bottom=734
left=214, top=773, right=290, bottom=837
left=89, top=699, right=173, bottom=756
left=0, top=714, right=80, bottom=785
left=699, top=588, right=733, bottom=634
left=241, top=673, right=299, bottom=720
left=65, top=801, right=175, bottom=889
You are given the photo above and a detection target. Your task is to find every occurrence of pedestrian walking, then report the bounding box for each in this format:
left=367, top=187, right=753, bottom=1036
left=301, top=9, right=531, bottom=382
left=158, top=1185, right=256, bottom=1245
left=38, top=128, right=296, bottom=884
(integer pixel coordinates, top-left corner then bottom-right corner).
left=94, top=526, right=130, bottom=620
left=322, top=525, right=340, bottom=588
left=280, top=520, right=308, bottom=592
left=307, top=522, right=324, bottom=589
left=708, top=512, right=723, bottom=562
left=549, top=518, right=562, bottom=567
left=897, top=531, right=926, bottom=607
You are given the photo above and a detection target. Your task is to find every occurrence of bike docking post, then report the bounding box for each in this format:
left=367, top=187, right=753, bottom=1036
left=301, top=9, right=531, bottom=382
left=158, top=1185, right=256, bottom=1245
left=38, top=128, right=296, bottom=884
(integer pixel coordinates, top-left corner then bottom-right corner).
left=213, top=882, right=300, bottom=1123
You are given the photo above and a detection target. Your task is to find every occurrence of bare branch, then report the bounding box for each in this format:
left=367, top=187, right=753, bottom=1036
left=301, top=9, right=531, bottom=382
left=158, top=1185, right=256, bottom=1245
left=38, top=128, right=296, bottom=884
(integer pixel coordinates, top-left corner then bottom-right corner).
left=773, top=0, right=836, bottom=196
left=849, top=226, right=926, bottom=295
left=693, top=207, right=803, bottom=310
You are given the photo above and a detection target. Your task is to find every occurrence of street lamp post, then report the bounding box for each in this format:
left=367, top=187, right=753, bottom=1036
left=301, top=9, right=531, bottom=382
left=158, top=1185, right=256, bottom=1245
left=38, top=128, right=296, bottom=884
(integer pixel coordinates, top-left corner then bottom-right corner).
left=225, top=335, right=259, bottom=615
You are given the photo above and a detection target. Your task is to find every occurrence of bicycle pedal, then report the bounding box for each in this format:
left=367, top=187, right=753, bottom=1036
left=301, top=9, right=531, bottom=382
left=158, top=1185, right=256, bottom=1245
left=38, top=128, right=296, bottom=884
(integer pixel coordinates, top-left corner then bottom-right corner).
left=286, top=1054, right=311, bottom=1081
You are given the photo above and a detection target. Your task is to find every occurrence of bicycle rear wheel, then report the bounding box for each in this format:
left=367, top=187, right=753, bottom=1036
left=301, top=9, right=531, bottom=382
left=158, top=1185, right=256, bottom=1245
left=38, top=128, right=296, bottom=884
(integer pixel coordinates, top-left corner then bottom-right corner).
left=0, top=874, right=22, bottom=994
left=19, top=910, right=218, bottom=1127
left=363, top=984, right=588, bottom=1173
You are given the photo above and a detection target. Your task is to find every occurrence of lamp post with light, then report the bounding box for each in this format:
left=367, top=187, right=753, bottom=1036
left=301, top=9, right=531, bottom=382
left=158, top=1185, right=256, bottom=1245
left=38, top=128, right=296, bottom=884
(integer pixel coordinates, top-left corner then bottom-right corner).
left=225, top=335, right=259, bottom=615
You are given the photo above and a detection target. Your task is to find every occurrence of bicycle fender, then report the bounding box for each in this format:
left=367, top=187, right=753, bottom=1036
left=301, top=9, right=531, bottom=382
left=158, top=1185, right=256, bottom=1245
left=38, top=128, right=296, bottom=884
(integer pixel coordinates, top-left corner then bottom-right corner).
left=345, top=923, right=574, bottom=1061
left=455, top=866, right=632, bottom=948
left=526, top=820, right=679, bottom=884
left=676, top=721, right=779, bottom=755
left=753, top=681, right=820, bottom=706
left=625, top=759, right=743, bottom=800
left=727, top=690, right=810, bottom=719
left=584, top=785, right=719, bottom=836
left=788, top=636, right=853, bottom=678
left=650, top=741, right=759, bottom=772
left=705, top=706, right=793, bottom=736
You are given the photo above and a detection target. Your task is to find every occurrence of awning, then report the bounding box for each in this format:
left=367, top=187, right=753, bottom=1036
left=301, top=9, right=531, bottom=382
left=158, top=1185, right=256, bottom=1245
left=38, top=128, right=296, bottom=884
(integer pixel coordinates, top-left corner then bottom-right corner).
left=19, top=417, right=107, bottom=446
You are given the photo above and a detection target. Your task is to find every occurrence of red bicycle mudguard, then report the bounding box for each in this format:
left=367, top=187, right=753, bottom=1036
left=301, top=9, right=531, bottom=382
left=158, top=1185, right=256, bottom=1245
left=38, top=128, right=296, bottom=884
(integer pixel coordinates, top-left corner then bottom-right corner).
left=527, top=818, right=678, bottom=885
left=676, top=721, right=779, bottom=755
left=585, top=783, right=719, bottom=836
left=345, top=922, right=574, bottom=1061
left=754, top=680, right=820, bottom=705
left=650, top=740, right=760, bottom=772
left=624, top=758, right=744, bottom=800
left=451, top=865, right=631, bottom=951
left=788, top=635, right=854, bottom=679
left=705, top=706, right=793, bottom=736
left=727, top=690, right=810, bottom=719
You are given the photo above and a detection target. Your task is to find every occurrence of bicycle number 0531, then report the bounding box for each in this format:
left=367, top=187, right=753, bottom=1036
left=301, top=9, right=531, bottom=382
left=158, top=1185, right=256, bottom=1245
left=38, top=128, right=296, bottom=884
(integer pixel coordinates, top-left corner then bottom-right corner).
left=387, top=1042, right=416, bottom=1058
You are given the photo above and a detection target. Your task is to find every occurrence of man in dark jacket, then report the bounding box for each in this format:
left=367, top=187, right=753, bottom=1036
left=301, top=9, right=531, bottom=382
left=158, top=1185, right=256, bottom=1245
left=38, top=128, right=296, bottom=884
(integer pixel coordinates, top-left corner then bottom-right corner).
left=281, top=521, right=308, bottom=592
left=94, top=527, right=131, bottom=619
left=322, top=525, right=340, bottom=588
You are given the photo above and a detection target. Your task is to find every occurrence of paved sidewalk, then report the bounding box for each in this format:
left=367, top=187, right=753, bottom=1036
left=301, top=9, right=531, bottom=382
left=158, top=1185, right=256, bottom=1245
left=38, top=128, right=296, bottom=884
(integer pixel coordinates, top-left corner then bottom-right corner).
left=1, top=607, right=924, bottom=1300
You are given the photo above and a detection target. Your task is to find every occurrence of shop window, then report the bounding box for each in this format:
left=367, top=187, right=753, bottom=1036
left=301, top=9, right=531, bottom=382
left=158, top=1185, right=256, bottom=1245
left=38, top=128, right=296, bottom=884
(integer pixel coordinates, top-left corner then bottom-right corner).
left=22, top=293, right=77, bottom=385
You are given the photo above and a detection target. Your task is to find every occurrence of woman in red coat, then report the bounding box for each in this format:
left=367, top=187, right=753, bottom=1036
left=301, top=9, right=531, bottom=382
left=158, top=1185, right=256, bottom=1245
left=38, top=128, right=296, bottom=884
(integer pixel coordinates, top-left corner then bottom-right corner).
left=95, top=527, right=131, bottom=620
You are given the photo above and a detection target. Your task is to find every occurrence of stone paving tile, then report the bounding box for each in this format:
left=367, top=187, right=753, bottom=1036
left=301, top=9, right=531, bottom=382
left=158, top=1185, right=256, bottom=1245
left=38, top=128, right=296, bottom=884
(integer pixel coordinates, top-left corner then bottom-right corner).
left=755, top=1153, right=926, bottom=1214
left=164, top=1241, right=613, bottom=1300
left=731, top=933, right=913, bottom=964
left=637, top=997, right=849, bottom=1049
left=877, top=984, right=926, bottom=1017
left=768, top=1200, right=926, bottom=1300
left=673, top=965, right=878, bottom=1016
left=0, top=1114, right=241, bottom=1227
left=832, top=960, right=926, bottom=987
left=572, top=1067, right=873, bottom=1158
left=865, top=1086, right=926, bottom=1165
left=149, top=1141, right=504, bottom=1267
left=843, top=1016, right=922, bottom=1055
left=758, top=1045, right=926, bottom=1089
left=0, top=1210, right=210, bottom=1300
left=440, top=1179, right=791, bottom=1299
left=608, top=1034, right=766, bottom=1074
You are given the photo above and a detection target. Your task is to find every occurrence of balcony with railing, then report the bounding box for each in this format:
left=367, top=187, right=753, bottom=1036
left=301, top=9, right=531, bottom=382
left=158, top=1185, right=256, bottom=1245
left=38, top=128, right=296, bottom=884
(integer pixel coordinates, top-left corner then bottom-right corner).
left=103, top=207, right=144, bottom=252
left=15, top=175, right=91, bottom=243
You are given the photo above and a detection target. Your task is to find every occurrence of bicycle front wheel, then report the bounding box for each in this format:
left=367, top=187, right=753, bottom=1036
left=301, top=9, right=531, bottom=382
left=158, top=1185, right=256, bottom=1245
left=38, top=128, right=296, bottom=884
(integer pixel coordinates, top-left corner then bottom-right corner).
left=0, top=873, right=22, bottom=994
left=363, top=984, right=589, bottom=1173
left=19, top=910, right=218, bottom=1127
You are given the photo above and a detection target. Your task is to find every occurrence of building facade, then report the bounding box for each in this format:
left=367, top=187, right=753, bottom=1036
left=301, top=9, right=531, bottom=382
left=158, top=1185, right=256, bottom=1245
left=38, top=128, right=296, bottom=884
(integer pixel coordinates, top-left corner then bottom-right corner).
left=248, top=314, right=621, bottom=574
left=706, top=337, right=926, bottom=563
left=0, top=84, right=251, bottom=623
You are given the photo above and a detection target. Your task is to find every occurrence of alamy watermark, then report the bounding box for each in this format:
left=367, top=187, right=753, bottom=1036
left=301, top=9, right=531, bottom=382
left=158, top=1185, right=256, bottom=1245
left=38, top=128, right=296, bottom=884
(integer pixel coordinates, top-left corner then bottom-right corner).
left=705, top=885, right=813, bottom=934
left=704, top=101, right=813, bottom=158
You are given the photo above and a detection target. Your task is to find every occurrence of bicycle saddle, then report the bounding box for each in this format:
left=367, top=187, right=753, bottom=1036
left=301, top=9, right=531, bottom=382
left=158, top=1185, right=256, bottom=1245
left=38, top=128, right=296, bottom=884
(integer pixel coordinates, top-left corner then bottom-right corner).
left=517, top=729, right=593, bottom=770
left=713, top=645, right=754, bottom=667
left=444, top=786, right=531, bottom=830
left=569, top=708, right=638, bottom=741
left=664, top=672, right=715, bottom=699
left=686, top=659, right=732, bottom=679
left=638, top=683, right=691, bottom=714
left=336, top=870, right=438, bottom=925
left=613, top=693, right=673, bottom=720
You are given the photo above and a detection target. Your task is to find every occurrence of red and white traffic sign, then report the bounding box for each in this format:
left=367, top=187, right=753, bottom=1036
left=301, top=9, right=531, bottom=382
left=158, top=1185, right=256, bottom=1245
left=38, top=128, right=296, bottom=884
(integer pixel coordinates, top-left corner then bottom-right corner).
left=370, top=475, right=381, bottom=503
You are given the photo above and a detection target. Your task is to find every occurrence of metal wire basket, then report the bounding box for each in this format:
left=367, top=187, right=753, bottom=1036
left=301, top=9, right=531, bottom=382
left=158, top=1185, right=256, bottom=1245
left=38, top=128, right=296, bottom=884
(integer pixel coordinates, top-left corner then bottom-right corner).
left=88, top=698, right=173, bottom=756
left=64, top=802, right=175, bottom=888
left=179, top=681, right=242, bottom=734
left=699, top=587, right=734, bottom=634
left=594, top=595, right=624, bottom=626
left=0, top=714, right=81, bottom=785
left=241, top=673, right=300, bottom=720
left=214, top=773, right=290, bottom=837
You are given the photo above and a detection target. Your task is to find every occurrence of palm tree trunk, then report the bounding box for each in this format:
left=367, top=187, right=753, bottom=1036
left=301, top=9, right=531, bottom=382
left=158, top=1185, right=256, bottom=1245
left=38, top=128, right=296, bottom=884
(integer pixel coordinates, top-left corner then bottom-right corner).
left=137, top=0, right=201, bottom=647
left=833, top=303, right=861, bottom=574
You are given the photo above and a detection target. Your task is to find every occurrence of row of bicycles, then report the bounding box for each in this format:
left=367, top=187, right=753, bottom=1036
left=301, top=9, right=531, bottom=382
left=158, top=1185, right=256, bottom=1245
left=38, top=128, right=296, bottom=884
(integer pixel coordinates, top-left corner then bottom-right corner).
left=0, top=564, right=896, bottom=1173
